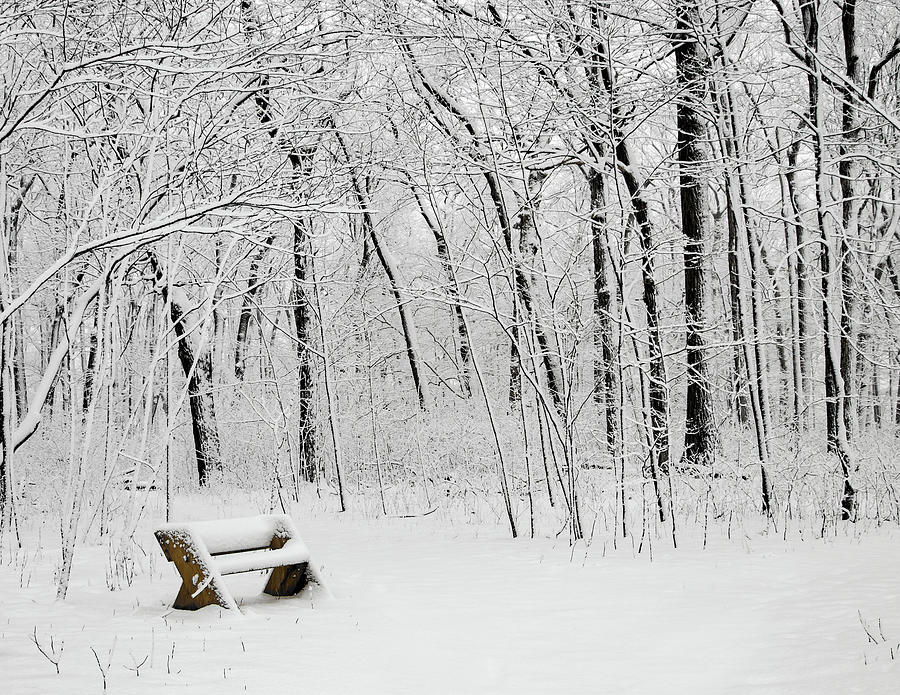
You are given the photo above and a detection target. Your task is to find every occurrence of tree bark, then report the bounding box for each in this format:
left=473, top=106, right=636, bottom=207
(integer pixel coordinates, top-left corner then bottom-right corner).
left=589, top=168, right=621, bottom=465
left=292, top=215, right=317, bottom=481
left=6, top=175, right=34, bottom=421
left=577, top=7, right=672, bottom=481
left=409, top=185, right=472, bottom=397
left=675, top=0, right=717, bottom=468
left=784, top=135, right=810, bottom=426
left=798, top=0, right=855, bottom=518
left=234, top=234, right=273, bottom=381
left=241, top=0, right=319, bottom=478
left=510, top=168, right=565, bottom=413
left=151, top=253, right=221, bottom=486
left=839, top=0, right=861, bottom=441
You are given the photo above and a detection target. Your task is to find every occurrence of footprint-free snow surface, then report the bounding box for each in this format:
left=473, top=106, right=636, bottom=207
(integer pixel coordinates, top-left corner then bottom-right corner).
left=1, top=506, right=898, bottom=694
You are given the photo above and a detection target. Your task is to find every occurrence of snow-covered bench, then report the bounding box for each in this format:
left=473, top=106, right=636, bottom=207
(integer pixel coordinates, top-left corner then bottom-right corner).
left=154, top=514, right=322, bottom=610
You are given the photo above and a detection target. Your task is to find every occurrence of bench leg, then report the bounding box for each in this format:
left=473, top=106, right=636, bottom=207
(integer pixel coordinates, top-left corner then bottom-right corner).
left=156, top=531, right=236, bottom=610
left=172, top=573, right=234, bottom=610
left=263, top=562, right=310, bottom=597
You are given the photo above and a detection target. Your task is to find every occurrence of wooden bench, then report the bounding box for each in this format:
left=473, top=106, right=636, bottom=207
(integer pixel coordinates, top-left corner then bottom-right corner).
left=154, top=514, right=322, bottom=610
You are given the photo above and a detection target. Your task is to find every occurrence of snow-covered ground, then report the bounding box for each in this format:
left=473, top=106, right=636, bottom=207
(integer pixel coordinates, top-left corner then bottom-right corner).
left=1, top=497, right=898, bottom=694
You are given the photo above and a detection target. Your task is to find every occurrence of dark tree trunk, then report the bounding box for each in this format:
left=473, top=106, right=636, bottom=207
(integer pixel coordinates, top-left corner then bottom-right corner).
left=839, top=0, right=861, bottom=441
left=799, top=0, right=855, bottom=519
left=292, top=216, right=317, bottom=482
left=484, top=169, right=565, bottom=413
left=12, top=318, right=26, bottom=421
left=785, top=137, right=810, bottom=425
left=6, top=176, right=34, bottom=421
left=82, top=315, right=98, bottom=414
left=151, top=254, right=221, bottom=487
left=773, top=129, right=804, bottom=430
left=726, top=189, right=750, bottom=426
left=234, top=234, right=274, bottom=381
left=712, top=74, right=750, bottom=427
left=0, top=321, right=7, bottom=523
left=173, top=310, right=220, bottom=487
left=410, top=186, right=472, bottom=397
left=589, top=169, right=621, bottom=462
left=508, top=302, right=522, bottom=405
left=675, top=0, right=716, bottom=468
left=241, top=0, right=320, bottom=478
left=617, top=150, right=671, bottom=479
left=579, top=13, right=672, bottom=480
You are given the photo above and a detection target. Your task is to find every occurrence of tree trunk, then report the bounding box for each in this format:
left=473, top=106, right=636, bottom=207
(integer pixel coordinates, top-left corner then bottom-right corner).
left=6, top=176, right=34, bottom=421
left=409, top=186, right=472, bottom=397
left=292, top=216, right=317, bottom=481
left=839, top=0, right=861, bottom=441
left=589, top=169, right=621, bottom=464
left=485, top=169, right=565, bottom=413
left=241, top=0, right=320, bottom=477
left=785, top=137, right=810, bottom=427
left=675, top=0, right=717, bottom=468
left=774, top=129, right=804, bottom=429
left=582, top=15, right=672, bottom=480
left=799, top=0, right=855, bottom=519
left=151, top=254, right=221, bottom=487
left=712, top=73, right=751, bottom=427
left=234, top=234, right=274, bottom=381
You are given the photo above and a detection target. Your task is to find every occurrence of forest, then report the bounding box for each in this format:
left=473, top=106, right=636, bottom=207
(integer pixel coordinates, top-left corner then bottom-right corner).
left=1, top=0, right=900, bottom=691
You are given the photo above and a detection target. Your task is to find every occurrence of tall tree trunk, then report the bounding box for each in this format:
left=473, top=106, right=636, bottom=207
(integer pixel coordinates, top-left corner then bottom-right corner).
left=234, top=234, right=273, bottom=381
left=0, top=335, right=7, bottom=528
left=589, top=169, right=621, bottom=464
left=712, top=73, right=751, bottom=427
left=485, top=169, right=565, bottom=413
left=839, top=0, right=861, bottom=441
left=509, top=302, right=522, bottom=405
left=773, top=129, right=804, bottom=429
left=292, top=216, right=317, bottom=481
left=6, top=176, right=34, bottom=421
left=241, top=0, right=320, bottom=477
left=81, top=314, right=98, bottom=414
left=675, top=0, right=717, bottom=468
left=0, top=230, right=10, bottom=527
left=785, top=137, right=810, bottom=427
left=799, top=0, right=855, bottom=518
left=711, top=66, right=772, bottom=510
left=409, top=186, right=472, bottom=397
left=726, top=185, right=751, bottom=426
left=579, top=7, right=672, bottom=482
left=151, top=253, right=221, bottom=486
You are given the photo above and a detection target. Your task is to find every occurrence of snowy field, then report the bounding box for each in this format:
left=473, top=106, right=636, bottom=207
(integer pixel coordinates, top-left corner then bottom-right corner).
left=1, top=496, right=898, bottom=694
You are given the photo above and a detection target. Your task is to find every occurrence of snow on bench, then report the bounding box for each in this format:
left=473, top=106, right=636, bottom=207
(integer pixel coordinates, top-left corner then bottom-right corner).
left=154, top=514, right=322, bottom=611
left=215, top=539, right=309, bottom=575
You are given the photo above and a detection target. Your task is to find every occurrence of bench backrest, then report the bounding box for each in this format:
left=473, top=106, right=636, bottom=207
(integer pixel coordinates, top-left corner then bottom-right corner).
left=156, top=513, right=298, bottom=556
left=191, top=514, right=296, bottom=555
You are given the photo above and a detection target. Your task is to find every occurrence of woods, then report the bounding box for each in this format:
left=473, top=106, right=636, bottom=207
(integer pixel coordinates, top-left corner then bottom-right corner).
left=2, top=0, right=900, bottom=564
